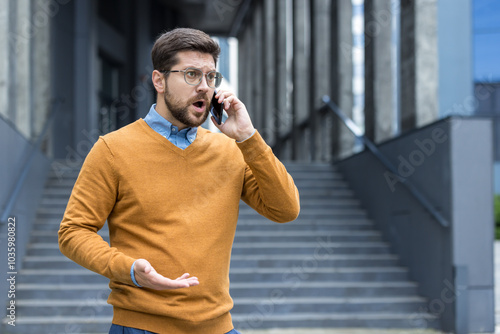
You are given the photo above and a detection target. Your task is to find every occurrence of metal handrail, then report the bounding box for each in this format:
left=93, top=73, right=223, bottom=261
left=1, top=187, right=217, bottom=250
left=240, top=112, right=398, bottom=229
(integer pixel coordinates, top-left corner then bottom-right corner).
left=321, top=95, right=449, bottom=227
left=1, top=99, right=63, bottom=224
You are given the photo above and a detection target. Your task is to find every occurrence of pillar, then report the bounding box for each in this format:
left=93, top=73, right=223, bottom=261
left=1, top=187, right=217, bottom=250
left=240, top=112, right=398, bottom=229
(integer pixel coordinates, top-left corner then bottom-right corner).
left=73, top=0, right=98, bottom=150
left=274, top=0, right=289, bottom=157
left=331, top=0, right=354, bottom=159
left=292, top=0, right=310, bottom=161
left=309, top=0, right=331, bottom=161
left=239, top=23, right=253, bottom=122
left=251, top=2, right=263, bottom=132
left=0, top=0, right=10, bottom=121
left=15, top=0, right=32, bottom=138
left=364, top=0, right=395, bottom=143
left=262, top=0, right=276, bottom=146
left=32, top=0, right=52, bottom=139
left=400, top=0, right=438, bottom=131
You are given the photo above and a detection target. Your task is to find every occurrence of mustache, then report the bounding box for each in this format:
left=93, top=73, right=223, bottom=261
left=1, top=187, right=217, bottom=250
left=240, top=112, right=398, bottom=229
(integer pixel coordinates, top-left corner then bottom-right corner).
left=189, top=94, right=210, bottom=105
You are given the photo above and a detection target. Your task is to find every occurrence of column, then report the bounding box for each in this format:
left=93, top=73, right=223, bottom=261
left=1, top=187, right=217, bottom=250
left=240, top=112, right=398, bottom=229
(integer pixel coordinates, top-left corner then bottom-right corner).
left=364, top=0, right=394, bottom=143
left=292, top=0, right=310, bottom=161
left=274, top=0, right=289, bottom=156
left=0, top=0, right=10, bottom=120
left=309, top=0, right=331, bottom=161
left=262, top=0, right=276, bottom=145
left=239, top=25, right=253, bottom=121
left=32, top=0, right=52, bottom=139
left=73, top=0, right=98, bottom=150
left=15, top=0, right=32, bottom=138
left=251, top=3, right=263, bottom=131
left=331, top=0, right=354, bottom=159
left=135, top=0, right=153, bottom=119
left=400, top=0, right=438, bottom=131
left=237, top=26, right=247, bottom=103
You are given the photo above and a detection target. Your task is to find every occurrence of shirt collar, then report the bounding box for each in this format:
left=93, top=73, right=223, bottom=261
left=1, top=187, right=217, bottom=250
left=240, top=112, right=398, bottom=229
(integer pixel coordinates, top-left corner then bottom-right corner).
left=143, top=104, right=198, bottom=143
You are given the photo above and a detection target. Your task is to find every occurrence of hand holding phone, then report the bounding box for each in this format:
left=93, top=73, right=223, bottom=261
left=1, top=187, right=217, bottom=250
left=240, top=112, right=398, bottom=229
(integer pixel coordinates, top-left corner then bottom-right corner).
left=210, top=91, right=223, bottom=125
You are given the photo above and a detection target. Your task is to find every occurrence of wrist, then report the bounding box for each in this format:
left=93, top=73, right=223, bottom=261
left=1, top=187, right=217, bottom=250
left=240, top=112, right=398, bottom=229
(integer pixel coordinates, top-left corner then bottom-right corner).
left=131, top=260, right=142, bottom=287
left=236, top=128, right=256, bottom=142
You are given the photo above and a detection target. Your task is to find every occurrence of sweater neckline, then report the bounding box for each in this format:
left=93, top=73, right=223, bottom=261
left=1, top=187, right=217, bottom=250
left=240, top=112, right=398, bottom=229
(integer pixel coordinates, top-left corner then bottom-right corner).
left=137, top=119, right=207, bottom=157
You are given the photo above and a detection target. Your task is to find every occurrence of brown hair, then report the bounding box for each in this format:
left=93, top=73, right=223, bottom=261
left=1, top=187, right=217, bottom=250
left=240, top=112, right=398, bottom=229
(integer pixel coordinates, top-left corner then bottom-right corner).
left=151, top=28, right=221, bottom=72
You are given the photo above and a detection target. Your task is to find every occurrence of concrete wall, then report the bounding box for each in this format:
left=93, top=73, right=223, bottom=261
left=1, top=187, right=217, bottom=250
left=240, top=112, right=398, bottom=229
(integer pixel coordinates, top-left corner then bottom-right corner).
left=0, top=117, right=51, bottom=320
left=336, top=117, right=494, bottom=333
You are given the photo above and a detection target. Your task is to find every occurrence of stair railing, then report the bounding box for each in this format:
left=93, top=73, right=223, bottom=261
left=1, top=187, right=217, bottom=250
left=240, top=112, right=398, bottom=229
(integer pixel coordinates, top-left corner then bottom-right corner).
left=1, top=98, right=63, bottom=224
left=321, top=95, right=449, bottom=227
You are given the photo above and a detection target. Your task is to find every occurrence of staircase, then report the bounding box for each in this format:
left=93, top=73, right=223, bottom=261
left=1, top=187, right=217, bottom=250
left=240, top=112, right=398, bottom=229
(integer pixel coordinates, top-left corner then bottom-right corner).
left=230, top=163, right=439, bottom=330
left=2, top=162, right=439, bottom=333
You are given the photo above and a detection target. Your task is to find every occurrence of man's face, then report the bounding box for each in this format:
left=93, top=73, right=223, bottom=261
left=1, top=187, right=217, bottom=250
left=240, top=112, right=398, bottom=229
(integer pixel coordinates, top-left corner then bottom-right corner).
left=163, top=51, right=216, bottom=128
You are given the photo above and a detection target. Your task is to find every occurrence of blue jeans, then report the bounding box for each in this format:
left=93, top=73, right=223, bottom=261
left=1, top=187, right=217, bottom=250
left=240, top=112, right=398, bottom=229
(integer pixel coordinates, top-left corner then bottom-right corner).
left=109, top=324, right=241, bottom=334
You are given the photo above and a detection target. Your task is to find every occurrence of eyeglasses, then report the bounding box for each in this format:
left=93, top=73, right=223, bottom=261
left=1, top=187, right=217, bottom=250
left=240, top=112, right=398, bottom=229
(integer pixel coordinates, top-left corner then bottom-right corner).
left=164, top=67, right=223, bottom=88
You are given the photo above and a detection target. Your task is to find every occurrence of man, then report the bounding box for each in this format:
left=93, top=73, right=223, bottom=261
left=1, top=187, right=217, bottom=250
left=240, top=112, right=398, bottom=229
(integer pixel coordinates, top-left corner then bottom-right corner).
left=58, top=28, right=300, bottom=334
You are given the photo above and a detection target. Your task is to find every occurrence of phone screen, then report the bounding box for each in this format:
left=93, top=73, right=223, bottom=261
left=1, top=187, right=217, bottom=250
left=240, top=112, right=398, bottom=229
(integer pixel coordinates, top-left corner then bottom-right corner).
left=210, top=92, right=223, bottom=125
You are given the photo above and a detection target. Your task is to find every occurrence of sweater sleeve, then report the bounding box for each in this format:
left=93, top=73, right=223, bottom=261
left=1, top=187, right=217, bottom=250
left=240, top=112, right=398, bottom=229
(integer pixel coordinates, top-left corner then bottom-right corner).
left=237, top=131, right=300, bottom=223
left=58, top=137, right=136, bottom=285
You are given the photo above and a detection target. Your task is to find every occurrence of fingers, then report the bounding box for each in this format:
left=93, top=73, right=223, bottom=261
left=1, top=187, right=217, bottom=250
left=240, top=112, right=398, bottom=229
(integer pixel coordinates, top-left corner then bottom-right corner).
left=215, top=90, right=238, bottom=110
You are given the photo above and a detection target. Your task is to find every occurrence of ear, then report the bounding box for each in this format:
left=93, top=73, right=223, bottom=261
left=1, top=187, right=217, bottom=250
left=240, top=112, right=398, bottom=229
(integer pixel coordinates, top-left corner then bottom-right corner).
left=152, top=70, right=166, bottom=94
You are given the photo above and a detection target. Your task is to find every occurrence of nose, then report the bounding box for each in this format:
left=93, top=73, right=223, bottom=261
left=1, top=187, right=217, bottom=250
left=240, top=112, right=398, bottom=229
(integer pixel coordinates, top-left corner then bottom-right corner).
left=196, top=75, right=210, bottom=93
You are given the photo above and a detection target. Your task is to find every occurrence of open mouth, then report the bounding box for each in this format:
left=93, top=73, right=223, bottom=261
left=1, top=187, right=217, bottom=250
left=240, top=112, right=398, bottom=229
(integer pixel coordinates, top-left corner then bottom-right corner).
left=192, top=100, right=206, bottom=112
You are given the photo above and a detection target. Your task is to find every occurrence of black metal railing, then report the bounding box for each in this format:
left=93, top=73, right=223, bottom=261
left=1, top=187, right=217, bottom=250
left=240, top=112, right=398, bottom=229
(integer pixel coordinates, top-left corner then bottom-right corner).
left=321, top=95, right=449, bottom=227
left=0, top=99, right=63, bottom=224
left=273, top=95, right=449, bottom=228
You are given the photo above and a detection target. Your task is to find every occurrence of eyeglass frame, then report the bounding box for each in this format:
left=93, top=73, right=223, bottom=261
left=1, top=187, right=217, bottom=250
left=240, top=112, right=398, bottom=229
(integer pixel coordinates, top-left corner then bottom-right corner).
left=162, top=67, right=223, bottom=88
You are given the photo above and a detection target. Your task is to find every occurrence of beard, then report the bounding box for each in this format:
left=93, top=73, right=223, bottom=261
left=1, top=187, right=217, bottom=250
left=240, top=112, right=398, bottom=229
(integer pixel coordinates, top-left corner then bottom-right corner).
left=163, top=88, right=210, bottom=128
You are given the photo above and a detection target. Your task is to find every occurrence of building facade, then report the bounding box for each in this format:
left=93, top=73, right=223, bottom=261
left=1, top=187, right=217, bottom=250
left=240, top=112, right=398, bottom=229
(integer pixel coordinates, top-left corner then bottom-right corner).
left=0, top=0, right=496, bottom=332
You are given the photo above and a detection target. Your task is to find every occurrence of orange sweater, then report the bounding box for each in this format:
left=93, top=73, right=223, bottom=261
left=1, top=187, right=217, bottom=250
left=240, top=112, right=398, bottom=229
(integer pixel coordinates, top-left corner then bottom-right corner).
left=58, top=119, right=300, bottom=333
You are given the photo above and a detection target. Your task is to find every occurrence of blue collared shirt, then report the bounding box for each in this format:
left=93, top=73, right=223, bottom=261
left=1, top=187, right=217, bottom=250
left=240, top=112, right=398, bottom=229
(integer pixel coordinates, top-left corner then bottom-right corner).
left=143, top=104, right=197, bottom=150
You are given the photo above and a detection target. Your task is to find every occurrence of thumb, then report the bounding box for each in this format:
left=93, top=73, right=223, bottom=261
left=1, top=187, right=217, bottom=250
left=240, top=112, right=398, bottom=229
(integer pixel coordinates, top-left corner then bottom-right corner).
left=135, top=259, right=152, bottom=275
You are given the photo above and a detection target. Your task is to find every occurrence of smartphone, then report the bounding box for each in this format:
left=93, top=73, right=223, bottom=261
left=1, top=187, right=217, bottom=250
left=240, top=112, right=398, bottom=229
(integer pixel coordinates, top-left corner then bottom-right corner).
left=210, top=91, right=223, bottom=125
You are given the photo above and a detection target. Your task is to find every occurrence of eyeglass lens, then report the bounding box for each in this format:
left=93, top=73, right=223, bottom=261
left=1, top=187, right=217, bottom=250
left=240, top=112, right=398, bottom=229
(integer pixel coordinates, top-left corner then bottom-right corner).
left=184, top=68, right=222, bottom=88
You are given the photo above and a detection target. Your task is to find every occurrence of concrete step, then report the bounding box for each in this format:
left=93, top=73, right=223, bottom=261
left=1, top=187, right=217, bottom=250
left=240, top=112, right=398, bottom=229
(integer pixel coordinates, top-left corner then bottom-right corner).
left=29, top=230, right=383, bottom=244
left=229, top=281, right=419, bottom=298
left=236, top=218, right=374, bottom=226
left=238, top=209, right=368, bottom=220
left=235, top=222, right=377, bottom=232
left=15, top=267, right=409, bottom=284
left=16, top=283, right=110, bottom=299
left=14, top=299, right=112, bottom=317
left=16, top=269, right=109, bottom=284
left=240, top=199, right=362, bottom=209
left=230, top=241, right=393, bottom=255
left=1, top=315, right=113, bottom=333
left=15, top=281, right=419, bottom=299
left=231, top=312, right=440, bottom=330
left=232, top=296, right=428, bottom=314
left=13, top=296, right=428, bottom=317
left=28, top=231, right=110, bottom=244
left=22, top=253, right=400, bottom=270
left=293, top=179, right=350, bottom=188
left=284, top=162, right=336, bottom=171
left=238, top=206, right=365, bottom=215
left=26, top=241, right=391, bottom=257
left=295, top=188, right=355, bottom=198
left=227, top=267, right=410, bottom=282
left=229, top=254, right=398, bottom=268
